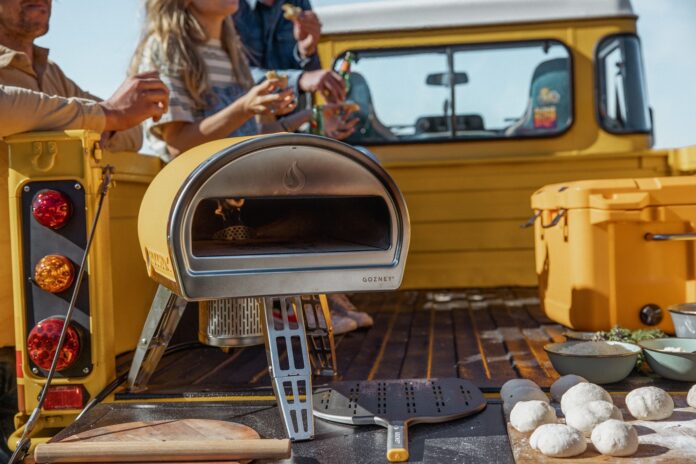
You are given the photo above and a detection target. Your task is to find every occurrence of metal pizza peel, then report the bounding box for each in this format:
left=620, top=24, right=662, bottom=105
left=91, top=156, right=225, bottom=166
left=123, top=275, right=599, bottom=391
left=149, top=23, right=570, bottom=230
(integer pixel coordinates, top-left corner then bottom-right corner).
left=313, top=378, right=487, bottom=462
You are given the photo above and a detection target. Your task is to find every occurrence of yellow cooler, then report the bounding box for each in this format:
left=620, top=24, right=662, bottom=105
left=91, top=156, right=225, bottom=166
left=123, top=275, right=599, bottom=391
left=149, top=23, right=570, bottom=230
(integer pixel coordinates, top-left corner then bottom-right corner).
left=531, top=176, right=696, bottom=332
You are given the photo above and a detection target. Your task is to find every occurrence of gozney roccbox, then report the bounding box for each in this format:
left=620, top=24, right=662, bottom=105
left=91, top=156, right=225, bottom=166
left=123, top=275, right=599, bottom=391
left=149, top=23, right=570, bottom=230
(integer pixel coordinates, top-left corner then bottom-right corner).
left=128, top=133, right=410, bottom=442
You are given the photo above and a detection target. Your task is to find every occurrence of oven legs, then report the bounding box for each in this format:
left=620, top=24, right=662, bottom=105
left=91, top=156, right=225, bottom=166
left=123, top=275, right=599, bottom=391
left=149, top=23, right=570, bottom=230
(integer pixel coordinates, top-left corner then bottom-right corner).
left=127, top=288, right=333, bottom=442
left=127, top=285, right=188, bottom=392
left=263, top=296, right=315, bottom=441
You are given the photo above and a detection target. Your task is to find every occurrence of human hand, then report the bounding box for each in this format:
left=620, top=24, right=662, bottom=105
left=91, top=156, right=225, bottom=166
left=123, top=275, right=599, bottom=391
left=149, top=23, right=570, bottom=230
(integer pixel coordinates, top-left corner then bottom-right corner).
left=99, top=71, right=169, bottom=131
left=240, top=80, right=296, bottom=116
left=298, top=69, right=346, bottom=103
left=322, top=103, right=359, bottom=140
left=293, top=10, right=321, bottom=58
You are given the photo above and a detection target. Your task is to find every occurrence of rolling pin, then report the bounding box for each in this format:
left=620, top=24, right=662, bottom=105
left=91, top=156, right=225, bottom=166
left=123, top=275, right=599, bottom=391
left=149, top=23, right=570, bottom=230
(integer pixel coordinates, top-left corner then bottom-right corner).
left=34, top=439, right=291, bottom=463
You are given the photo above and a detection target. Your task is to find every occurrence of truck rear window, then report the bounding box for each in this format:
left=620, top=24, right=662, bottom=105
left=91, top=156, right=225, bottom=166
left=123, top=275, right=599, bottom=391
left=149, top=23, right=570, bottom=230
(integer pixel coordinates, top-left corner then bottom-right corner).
left=335, top=40, right=572, bottom=145
left=596, top=34, right=652, bottom=134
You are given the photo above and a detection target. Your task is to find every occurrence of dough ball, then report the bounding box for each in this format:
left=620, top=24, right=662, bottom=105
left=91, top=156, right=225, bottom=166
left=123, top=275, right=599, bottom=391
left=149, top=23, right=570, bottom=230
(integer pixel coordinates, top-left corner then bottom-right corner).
left=564, top=400, right=623, bottom=436
left=530, top=423, right=587, bottom=457
left=625, top=386, right=674, bottom=420
left=503, top=386, right=549, bottom=415
left=550, top=374, right=588, bottom=402
left=591, top=419, right=638, bottom=456
left=501, top=378, right=539, bottom=399
left=561, top=383, right=612, bottom=415
left=687, top=384, right=696, bottom=409
left=510, top=400, right=558, bottom=432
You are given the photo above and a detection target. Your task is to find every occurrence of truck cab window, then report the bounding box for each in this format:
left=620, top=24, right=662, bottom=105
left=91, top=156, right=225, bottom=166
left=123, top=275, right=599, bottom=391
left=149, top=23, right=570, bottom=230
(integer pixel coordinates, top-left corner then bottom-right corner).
left=596, top=35, right=651, bottom=133
left=335, top=40, right=572, bottom=145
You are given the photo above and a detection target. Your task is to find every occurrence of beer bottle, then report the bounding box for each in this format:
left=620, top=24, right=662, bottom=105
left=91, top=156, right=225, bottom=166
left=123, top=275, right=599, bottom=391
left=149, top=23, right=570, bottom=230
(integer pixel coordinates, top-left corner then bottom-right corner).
left=338, top=51, right=356, bottom=94
left=310, top=105, right=324, bottom=135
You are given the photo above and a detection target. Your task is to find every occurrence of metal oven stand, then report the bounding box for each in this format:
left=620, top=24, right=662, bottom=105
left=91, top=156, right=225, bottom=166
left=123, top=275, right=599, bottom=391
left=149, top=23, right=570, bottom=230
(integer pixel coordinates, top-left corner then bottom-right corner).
left=127, top=286, right=336, bottom=442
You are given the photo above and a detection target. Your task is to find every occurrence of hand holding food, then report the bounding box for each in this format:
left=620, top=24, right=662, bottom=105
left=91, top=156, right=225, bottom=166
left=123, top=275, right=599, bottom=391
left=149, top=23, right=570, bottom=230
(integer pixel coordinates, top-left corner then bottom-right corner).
left=265, top=70, right=289, bottom=89
left=240, top=80, right=296, bottom=116
left=282, top=3, right=303, bottom=20
left=299, top=69, right=346, bottom=103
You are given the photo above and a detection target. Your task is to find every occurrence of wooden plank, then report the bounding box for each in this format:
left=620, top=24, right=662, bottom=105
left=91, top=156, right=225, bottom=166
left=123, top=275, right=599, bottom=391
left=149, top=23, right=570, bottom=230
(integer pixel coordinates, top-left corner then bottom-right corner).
left=405, top=190, right=532, bottom=222
left=399, top=310, right=430, bottom=379
left=469, top=307, right=517, bottom=386
left=506, top=305, right=541, bottom=330
left=429, top=310, right=458, bottom=378
left=488, top=305, right=550, bottom=386
left=543, top=324, right=567, bottom=343
left=341, top=312, right=396, bottom=381
left=452, top=308, right=490, bottom=385
left=402, top=249, right=537, bottom=289
left=412, top=221, right=532, bottom=251
left=520, top=327, right=559, bottom=383
left=389, top=163, right=667, bottom=193
left=369, top=308, right=415, bottom=380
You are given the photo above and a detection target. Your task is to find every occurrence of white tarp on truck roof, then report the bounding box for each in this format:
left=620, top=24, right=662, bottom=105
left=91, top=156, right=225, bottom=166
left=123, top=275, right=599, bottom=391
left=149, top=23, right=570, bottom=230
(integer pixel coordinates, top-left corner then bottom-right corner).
left=316, top=0, right=635, bottom=35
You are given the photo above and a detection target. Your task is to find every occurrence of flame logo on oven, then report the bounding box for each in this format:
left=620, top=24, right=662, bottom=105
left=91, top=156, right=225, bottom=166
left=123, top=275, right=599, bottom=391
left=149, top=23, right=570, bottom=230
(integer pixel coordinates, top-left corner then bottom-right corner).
left=283, top=161, right=306, bottom=191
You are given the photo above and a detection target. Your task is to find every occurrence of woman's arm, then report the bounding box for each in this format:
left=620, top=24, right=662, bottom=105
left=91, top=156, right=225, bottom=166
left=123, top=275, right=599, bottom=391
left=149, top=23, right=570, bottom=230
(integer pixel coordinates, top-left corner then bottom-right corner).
left=160, top=81, right=295, bottom=157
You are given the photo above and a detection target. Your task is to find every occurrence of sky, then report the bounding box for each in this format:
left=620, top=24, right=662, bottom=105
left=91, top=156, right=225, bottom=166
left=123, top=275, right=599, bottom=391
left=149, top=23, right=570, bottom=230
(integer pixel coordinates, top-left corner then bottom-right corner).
left=35, top=0, right=696, bottom=149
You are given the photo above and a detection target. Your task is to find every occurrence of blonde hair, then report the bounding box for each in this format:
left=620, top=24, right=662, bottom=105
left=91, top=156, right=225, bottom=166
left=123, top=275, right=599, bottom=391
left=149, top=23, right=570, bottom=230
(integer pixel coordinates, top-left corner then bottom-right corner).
left=130, top=0, right=253, bottom=108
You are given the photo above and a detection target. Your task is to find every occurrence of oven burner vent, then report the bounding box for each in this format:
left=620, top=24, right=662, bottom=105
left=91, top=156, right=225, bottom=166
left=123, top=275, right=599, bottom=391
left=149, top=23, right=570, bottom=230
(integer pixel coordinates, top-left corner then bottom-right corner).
left=199, top=298, right=264, bottom=347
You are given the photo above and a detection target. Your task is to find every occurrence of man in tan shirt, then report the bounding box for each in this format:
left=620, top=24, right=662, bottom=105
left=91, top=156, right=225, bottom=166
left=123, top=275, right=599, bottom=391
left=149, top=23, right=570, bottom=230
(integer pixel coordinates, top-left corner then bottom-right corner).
left=0, top=0, right=170, bottom=346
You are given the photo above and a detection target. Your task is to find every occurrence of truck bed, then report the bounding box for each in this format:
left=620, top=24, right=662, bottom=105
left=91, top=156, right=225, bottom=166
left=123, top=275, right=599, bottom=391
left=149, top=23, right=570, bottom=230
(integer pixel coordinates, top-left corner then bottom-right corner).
left=27, top=288, right=696, bottom=462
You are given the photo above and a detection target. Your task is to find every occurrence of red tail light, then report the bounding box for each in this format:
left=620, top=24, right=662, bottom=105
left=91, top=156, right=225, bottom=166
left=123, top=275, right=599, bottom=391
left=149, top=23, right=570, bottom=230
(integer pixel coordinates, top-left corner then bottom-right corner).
left=34, top=255, right=74, bottom=293
left=27, top=318, right=80, bottom=371
left=31, top=189, right=72, bottom=229
left=44, top=385, right=86, bottom=410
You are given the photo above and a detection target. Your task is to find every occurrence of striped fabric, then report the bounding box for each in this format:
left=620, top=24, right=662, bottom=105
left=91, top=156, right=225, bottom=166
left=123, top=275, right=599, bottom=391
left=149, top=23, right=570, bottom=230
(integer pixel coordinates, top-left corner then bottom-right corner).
left=140, top=37, right=258, bottom=161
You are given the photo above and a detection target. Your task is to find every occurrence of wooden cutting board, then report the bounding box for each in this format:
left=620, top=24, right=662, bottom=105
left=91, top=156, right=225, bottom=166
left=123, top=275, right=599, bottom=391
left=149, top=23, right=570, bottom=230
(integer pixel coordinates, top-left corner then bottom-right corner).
left=508, top=393, right=696, bottom=463
left=29, top=419, right=261, bottom=464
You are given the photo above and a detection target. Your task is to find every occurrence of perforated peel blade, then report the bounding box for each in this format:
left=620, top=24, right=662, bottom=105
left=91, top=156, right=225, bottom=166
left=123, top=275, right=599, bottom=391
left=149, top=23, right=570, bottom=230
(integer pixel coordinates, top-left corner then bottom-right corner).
left=313, top=378, right=486, bottom=462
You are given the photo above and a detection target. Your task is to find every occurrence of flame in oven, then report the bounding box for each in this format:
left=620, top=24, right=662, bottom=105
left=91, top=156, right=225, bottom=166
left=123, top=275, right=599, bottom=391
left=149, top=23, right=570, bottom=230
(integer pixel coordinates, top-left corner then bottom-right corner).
left=283, top=161, right=306, bottom=191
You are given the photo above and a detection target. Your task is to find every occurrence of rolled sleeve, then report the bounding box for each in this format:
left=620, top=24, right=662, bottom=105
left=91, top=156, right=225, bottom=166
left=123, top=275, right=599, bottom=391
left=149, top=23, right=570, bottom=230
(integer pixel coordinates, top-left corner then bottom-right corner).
left=0, top=85, right=106, bottom=138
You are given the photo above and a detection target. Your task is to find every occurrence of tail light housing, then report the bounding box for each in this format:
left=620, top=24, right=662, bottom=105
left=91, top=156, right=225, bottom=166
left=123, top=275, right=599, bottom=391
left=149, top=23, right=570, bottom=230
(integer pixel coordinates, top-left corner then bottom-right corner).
left=31, top=189, right=72, bottom=229
left=34, top=255, right=75, bottom=293
left=27, top=318, right=80, bottom=371
left=21, top=181, right=92, bottom=378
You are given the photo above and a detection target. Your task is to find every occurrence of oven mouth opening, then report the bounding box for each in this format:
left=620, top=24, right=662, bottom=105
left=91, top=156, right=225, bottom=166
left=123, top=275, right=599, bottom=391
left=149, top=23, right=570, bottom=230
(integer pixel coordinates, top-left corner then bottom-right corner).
left=191, top=196, right=392, bottom=257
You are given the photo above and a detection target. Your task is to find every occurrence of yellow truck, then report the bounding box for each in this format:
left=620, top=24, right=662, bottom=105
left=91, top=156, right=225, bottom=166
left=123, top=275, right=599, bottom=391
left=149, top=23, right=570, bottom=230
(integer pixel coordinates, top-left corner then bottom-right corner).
left=1, top=0, right=695, bottom=462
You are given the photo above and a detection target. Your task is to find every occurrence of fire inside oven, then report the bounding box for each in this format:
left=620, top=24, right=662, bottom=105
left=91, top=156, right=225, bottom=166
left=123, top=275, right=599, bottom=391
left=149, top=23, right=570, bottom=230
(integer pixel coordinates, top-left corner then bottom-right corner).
left=191, top=196, right=392, bottom=256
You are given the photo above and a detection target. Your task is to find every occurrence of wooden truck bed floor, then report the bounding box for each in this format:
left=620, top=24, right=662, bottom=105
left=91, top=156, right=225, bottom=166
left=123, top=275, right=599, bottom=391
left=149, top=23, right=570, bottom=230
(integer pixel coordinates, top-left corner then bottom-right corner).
left=26, top=288, right=696, bottom=462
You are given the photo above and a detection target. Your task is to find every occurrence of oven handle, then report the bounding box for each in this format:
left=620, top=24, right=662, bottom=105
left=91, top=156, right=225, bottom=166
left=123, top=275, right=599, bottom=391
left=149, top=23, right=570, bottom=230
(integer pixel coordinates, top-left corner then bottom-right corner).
left=644, top=232, right=696, bottom=241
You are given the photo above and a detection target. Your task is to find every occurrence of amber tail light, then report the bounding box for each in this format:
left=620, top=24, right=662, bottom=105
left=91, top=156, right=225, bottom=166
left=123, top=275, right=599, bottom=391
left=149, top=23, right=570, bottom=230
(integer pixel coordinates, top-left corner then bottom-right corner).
left=26, top=318, right=80, bottom=371
left=34, top=255, right=75, bottom=293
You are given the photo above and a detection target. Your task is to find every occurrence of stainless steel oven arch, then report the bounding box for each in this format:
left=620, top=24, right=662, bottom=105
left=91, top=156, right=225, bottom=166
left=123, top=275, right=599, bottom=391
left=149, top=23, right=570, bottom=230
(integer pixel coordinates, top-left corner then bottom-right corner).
left=149, top=134, right=410, bottom=299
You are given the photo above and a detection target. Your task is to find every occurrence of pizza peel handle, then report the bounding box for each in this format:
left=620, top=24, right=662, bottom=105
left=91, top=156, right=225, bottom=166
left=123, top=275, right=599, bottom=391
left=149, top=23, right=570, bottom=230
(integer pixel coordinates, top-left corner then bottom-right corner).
left=385, top=421, right=409, bottom=462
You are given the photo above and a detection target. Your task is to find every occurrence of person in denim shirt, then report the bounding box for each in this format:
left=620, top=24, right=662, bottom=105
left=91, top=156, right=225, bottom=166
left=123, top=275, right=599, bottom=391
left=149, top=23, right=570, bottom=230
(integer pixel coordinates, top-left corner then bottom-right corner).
left=234, top=0, right=345, bottom=103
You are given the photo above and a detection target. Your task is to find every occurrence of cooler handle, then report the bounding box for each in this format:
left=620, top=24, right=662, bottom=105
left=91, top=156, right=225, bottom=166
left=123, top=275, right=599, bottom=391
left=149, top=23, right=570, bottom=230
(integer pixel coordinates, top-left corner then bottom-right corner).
left=520, top=210, right=542, bottom=229
left=644, top=232, right=696, bottom=241
left=539, top=209, right=567, bottom=229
